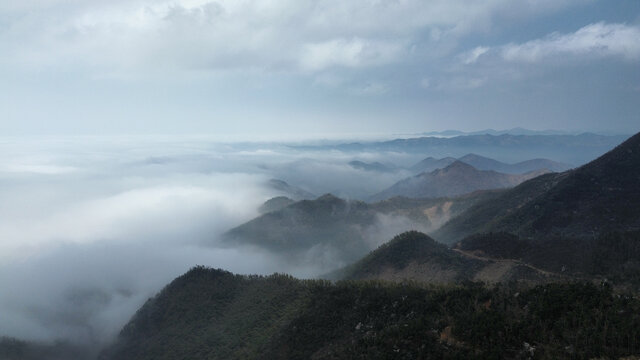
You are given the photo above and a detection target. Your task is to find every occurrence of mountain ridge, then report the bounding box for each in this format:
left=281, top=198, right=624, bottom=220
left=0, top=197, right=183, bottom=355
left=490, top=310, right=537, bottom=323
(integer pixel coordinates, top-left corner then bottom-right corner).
left=435, top=131, right=640, bottom=243
left=371, top=161, right=548, bottom=201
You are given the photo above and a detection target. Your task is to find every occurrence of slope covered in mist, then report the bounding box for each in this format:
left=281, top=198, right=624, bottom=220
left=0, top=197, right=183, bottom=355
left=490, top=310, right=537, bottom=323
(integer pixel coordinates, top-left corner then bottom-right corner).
left=224, top=191, right=499, bottom=266
left=371, top=161, right=547, bottom=201
left=457, top=153, right=570, bottom=173
left=410, top=153, right=570, bottom=174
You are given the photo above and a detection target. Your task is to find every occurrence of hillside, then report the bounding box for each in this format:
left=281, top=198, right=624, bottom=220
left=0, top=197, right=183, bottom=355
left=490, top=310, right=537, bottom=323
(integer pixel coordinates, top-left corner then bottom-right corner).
left=410, top=154, right=569, bottom=174
left=348, top=160, right=396, bottom=173
left=223, top=194, right=377, bottom=263
left=454, top=231, right=640, bottom=286
left=409, top=156, right=456, bottom=173
left=329, top=231, right=557, bottom=284
left=258, top=196, right=295, bottom=214
left=223, top=192, right=499, bottom=265
left=435, top=132, right=640, bottom=244
left=100, top=266, right=640, bottom=360
left=458, top=153, right=570, bottom=173
left=266, top=179, right=315, bottom=200
left=328, top=231, right=482, bottom=283
left=0, top=338, right=94, bottom=360
left=371, top=161, right=547, bottom=201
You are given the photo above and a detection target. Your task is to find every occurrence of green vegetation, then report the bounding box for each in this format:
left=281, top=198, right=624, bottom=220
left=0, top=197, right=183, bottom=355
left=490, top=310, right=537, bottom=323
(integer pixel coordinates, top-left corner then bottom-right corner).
left=456, top=231, right=640, bottom=287
left=329, top=231, right=482, bottom=282
left=101, top=266, right=640, bottom=360
left=0, top=337, right=94, bottom=360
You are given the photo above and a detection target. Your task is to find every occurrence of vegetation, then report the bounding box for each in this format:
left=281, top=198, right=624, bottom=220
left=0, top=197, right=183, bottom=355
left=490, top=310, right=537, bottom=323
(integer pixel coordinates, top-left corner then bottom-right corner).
left=100, top=266, right=640, bottom=360
left=0, top=337, right=94, bottom=360
left=328, top=231, right=482, bottom=282
left=456, top=231, right=640, bottom=287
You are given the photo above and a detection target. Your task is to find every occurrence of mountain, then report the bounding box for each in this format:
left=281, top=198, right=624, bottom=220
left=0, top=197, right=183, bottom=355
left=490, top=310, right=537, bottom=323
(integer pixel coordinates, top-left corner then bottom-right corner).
left=454, top=231, right=640, bottom=286
left=0, top=337, right=94, bottom=360
left=409, top=156, right=456, bottom=173
left=435, top=131, right=640, bottom=244
left=348, top=160, right=396, bottom=172
left=420, top=128, right=578, bottom=137
left=328, top=231, right=481, bottom=282
left=258, top=196, right=295, bottom=214
left=100, top=268, right=310, bottom=360
left=409, top=154, right=570, bottom=174
left=224, top=194, right=376, bottom=263
left=371, top=161, right=548, bottom=201
left=266, top=179, right=316, bottom=200
left=328, top=231, right=555, bottom=284
left=457, top=153, right=571, bottom=173
left=100, top=265, right=640, bottom=359
left=293, top=133, right=628, bottom=165
left=223, top=192, right=500, bottom=265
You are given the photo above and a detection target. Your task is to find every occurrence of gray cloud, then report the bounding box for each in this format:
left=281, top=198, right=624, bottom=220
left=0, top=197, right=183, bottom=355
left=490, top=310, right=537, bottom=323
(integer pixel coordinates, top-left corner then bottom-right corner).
left=0, top=0, right=586, bottom=74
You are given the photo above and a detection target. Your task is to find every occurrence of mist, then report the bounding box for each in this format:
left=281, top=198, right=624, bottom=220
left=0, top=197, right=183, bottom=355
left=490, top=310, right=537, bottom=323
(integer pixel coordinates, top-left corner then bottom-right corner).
left=0, top=135, right=423, bottom=349
left=2, top=132, right=617, bottom=351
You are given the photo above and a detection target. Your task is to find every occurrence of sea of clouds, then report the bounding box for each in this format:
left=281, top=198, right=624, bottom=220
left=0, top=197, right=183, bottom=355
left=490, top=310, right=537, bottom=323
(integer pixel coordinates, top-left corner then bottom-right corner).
left=0, top=135, right=417, bottom=346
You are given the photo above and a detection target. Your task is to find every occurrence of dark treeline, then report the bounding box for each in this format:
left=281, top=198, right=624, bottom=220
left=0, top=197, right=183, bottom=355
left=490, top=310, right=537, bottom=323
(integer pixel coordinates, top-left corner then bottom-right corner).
left=96, top=266, right=640, bottom=360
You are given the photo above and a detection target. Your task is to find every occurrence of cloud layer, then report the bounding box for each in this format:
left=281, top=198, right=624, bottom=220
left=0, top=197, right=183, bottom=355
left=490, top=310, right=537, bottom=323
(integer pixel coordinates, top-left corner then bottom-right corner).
left=0, top=0, right=588, bottom=73
left=0, top=135, right=422, bottom=345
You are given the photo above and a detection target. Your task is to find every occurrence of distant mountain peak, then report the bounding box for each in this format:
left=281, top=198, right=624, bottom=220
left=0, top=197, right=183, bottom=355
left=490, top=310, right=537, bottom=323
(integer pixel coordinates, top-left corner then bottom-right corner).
left=442, top=160, right=477, bottom=171
left=459, top=153, right=489, bottom=161
left=315, top=193, right=343, bottom=202
left=372, top=159, right=544, bottom=202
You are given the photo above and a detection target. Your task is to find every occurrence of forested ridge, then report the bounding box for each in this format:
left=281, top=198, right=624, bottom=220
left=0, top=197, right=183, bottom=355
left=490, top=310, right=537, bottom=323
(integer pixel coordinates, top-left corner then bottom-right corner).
left=98, top=266, right=640, bottom=360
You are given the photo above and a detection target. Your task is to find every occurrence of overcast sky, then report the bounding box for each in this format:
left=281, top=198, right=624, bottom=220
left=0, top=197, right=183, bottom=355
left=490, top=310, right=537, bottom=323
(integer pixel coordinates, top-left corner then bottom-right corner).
left=1, top=0, right=639, bottom=136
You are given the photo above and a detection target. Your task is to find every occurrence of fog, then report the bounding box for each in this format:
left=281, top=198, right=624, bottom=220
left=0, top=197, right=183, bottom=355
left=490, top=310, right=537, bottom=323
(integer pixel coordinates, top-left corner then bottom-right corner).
left=0, top=135, right=417, bottom=348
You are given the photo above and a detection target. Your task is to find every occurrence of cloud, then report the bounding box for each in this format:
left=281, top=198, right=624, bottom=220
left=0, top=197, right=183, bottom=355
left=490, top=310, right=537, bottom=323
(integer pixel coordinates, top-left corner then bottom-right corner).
left=0, top=135, right=423, bottom=347
left=299, top=38, right=404, bottom=71
left=349, top=81, right=390, bottom=96
left=464, top=22, right=640, bottom=65
left=460, top=46, right=490, bottom=64
left=0, top=0, right=587, bottom=74
left=502, top=22, right=640, bottom=62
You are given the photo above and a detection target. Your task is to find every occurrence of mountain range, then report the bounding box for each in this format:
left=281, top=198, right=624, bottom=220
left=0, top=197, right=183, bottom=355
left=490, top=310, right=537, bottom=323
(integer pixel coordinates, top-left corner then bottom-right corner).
left=224, top=191, right=499, bottom=266
left=435, top=131, right=640, bottom=244
left=371, top=161, right=548, bottom=201
left=328, top=231, right=556, bottom=284
left=295, top=133, right=628, bottom=165
left=409, top=153, right=570, bottom=174
left=4, top=131, right=640, bottom=360
left=97, top=263, right=640, bottom=359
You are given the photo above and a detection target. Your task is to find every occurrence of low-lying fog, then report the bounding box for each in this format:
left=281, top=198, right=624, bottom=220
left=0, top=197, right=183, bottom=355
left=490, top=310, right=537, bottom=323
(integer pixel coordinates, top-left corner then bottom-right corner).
left=0, top=135, right=418, bottom=348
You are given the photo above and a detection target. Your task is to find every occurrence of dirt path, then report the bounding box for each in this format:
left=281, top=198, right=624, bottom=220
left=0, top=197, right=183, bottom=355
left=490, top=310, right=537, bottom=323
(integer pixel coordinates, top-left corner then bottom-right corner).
left=452, top=248, right=563, bottom=278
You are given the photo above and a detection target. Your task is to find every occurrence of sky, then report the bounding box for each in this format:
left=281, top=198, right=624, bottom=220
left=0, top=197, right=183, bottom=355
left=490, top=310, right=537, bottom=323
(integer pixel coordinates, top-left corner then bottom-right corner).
left=0, top=0, right=638, bottom=136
